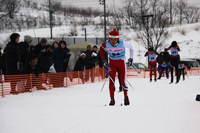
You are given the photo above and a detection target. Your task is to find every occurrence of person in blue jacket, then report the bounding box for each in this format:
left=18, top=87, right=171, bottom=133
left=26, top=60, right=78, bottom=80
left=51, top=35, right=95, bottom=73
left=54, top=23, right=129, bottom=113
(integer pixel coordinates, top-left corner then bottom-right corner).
left=157, top=60, right=171, bottom=80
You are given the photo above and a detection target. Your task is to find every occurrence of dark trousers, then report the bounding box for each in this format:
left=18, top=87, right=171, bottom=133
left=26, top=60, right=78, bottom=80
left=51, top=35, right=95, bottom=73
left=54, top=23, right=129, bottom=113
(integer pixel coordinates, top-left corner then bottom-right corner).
left=178, top=69, right=185, bottom=80
left=170, top=58, right=179, bottom=82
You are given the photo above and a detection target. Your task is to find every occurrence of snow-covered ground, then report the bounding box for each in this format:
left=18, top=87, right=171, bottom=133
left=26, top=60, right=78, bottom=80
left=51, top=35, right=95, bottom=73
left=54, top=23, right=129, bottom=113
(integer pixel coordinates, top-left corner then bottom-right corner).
left=0, top=76, right=200, bottom=133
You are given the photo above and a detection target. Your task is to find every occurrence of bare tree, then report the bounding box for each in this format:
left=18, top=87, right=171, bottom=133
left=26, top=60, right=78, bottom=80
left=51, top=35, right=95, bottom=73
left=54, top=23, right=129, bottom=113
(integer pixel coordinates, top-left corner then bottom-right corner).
left=175, top=0, right=188, bottom=25
left=1, top=0, right=20, bottom=19
left=135, top=1, right=170, bottom=52
left=184, top=5, right=200, bottom=24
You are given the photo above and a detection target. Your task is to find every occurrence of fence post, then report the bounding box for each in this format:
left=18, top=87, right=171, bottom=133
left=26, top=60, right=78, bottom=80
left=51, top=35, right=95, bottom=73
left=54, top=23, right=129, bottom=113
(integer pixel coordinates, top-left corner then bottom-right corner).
left=48, top=73, right=51, bottom=90
left=66, top=72, right=68, bottom=87
left=78, top=71, right=80, bottom=84
left=1, top=69, right=4, bottom=98
left=30, top=73, right=32, bottom=92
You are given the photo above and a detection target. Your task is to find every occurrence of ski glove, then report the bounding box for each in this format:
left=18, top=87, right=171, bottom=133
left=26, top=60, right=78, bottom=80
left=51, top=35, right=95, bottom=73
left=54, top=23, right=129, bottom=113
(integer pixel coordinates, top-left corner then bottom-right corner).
left=127, top=58, right=133, bottom=67
left=102, top=60, right=108, bottom=68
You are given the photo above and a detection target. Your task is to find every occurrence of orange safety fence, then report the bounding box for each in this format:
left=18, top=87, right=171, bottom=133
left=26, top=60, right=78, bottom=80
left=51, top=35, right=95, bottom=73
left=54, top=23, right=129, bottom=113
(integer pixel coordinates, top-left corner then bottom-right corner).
left=0, top=67, right=200, bottom=97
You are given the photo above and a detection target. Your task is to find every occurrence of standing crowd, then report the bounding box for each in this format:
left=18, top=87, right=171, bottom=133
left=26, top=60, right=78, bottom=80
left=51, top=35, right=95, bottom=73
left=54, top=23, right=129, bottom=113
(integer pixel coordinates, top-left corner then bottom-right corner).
left=0, top=33, right=108, bottom=94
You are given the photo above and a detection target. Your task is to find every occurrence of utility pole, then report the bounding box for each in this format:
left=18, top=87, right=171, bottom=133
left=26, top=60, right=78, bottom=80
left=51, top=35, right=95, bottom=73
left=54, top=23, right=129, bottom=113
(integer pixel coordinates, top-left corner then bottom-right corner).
left=49, top=0, right=53, bottom=39
left=104, top=0, right=106, bottom=42
left=142, top=14, right=153, bottom=68
left=170, top=0, right=172, bottom=25
left=85, top=28, right=87, bottom=41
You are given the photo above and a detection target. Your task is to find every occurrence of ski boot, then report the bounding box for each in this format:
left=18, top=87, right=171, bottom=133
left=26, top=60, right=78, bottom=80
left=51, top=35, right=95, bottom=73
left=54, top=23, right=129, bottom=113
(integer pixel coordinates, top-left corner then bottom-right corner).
left=109, top=97, right=115, bottom=106
left=150, top=78, right=152, bottom=82
left=124, top=96, right=130, bottom=106
left=154, top=78, right=157, bottom=82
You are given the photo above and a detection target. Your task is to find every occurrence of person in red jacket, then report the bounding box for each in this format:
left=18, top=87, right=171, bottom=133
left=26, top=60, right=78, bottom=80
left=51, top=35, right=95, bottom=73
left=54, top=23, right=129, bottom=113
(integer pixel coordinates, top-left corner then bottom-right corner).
left=100, top=29, right=134, bottom=106
left=144, top=48, right=158, bottom=82
left=166, top=41, right=180, bottom=84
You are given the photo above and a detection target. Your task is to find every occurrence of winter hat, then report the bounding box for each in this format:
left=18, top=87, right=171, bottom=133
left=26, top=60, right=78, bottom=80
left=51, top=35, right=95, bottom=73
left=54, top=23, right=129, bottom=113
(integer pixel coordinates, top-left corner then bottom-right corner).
left=24, top=35, right=32, bottom=43
left=171, top=41, right=177, bottom=47
left=81, top=53, right=86, bottom=57
left=109, top=29, right=119, bottom=40
left=48, top=39, right=55, bottom=46
left=40, top=38, right=47, bottom=44
left=10, top=33, right=20, bottom=42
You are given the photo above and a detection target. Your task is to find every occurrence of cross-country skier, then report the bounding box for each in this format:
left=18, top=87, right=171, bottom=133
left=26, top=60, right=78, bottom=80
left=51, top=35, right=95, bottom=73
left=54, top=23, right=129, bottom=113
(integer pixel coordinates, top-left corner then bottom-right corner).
left=100, top=29, right=134, bottom=106
left=178, top=63, right=186, bottom=81
left=144, top=48, right=158, bottom=82
left=166, top=41, right=180, bottom=84
left=157, top=61, right=171, bottom=80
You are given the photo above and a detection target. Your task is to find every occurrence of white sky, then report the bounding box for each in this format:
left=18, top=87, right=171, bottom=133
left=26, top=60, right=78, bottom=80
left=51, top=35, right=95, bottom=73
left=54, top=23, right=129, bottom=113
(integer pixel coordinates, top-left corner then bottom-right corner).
left=31, top=0, right=200, bottom=8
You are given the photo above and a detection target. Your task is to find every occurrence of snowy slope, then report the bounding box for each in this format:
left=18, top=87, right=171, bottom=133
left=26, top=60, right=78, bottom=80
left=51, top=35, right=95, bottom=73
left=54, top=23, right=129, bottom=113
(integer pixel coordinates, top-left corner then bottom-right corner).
left=0, top=76, right=200, bottom=133
left=0, top=23, right=200, bottom=65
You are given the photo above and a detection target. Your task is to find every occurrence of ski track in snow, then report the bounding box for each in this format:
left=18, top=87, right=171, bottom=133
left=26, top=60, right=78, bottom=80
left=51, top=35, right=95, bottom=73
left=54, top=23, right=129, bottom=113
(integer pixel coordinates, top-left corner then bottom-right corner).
left=0, top=76, right=200, bottom=133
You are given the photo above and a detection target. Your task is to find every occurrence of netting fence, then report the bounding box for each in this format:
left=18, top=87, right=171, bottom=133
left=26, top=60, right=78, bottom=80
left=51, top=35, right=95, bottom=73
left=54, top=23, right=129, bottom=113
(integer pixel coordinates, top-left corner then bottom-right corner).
left=0, top=67, right=200, bottom=97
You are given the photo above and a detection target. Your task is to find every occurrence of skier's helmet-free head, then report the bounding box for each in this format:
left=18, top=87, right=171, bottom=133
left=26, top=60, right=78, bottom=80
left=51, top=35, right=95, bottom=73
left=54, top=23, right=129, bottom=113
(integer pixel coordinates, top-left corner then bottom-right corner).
left=109, top=29, right=119, bottom=40
left=148, top=47, right=154, bottom=52
left=171, top=41, right=177, bottom=47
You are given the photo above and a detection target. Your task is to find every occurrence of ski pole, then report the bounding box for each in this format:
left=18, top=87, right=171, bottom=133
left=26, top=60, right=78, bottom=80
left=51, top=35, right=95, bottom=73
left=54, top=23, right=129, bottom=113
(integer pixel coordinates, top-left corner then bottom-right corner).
left=126, top=79, right=134, bottom=90
left=101, top=76, right=108, bottom=91
left=131, top=64, right=141, bottom=74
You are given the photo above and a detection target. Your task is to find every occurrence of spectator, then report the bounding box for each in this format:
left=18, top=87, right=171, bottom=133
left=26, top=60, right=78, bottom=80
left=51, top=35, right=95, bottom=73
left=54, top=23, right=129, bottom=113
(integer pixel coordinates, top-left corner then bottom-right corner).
left=37, top=45, right=52, bottom=73
left=63, top=45, right=71, bottom=72
left=69, top=53, right=86, bottom=84
left=18, top=35, right=32, bottom=74
left=48, top=39, right=55, bottom=47
left=84, top=45, right=93, bottom=82
left=51, top=41, right=69, bottom=87
left=91, top=45, right=98, bottom=68
left=52, top=41, right=69, bottom=72
left=97, top=49, right=108, bottom=79
left=156, top=51, right=164, bottom=65
left=52, top=41, right=59, bottom=49
left=0, top=47, right=5, bottom=74
left=164, top=48, right=170, bottom=63
left=24, top=55, right=46, bottom=92
left=4, top=33, right=21, bottom=94
left=34, top=38, right=46, bottom=57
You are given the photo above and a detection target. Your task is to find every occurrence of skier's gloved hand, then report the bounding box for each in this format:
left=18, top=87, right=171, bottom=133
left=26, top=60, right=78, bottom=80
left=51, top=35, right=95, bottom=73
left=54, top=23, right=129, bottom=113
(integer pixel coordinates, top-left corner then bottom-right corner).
left=128, top=58, right=133, bottom=67
left=102, top=60, right=108, bottom=68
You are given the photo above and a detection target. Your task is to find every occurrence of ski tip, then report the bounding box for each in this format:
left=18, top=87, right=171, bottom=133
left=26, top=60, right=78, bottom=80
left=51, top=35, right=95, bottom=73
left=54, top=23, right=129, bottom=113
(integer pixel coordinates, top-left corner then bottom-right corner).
left=121, top=103, right=123, bottom=106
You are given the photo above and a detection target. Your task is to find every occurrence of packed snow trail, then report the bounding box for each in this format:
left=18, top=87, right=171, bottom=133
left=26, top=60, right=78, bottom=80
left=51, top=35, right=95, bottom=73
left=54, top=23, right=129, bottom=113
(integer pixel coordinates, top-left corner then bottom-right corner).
left=0, top=76, right=200, bottom=133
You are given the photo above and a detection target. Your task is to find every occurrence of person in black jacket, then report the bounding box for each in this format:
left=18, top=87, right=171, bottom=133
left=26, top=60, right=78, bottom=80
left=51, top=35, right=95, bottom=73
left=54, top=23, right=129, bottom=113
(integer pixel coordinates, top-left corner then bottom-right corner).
left=51, top=41, right=69, bottom=72
left=37, top=45, right=52, bottom=73
left=164, top=48, right=170, bottom=63
left=156, top=52, right=164, bottom=65
left=51, top=41, right=69, bottom=87
left=34, top=38, right=46, bottom=57
left=4, top=33, right=21, bottom=94
left=69, top=53, right=86, bottom=84
left=84, top=45, right=93, bottom=82
left=97, top=49, right=108, bottom=79
left=18, top=35, right=32, bottom=74
left=24, top=55, right=46, bottom=92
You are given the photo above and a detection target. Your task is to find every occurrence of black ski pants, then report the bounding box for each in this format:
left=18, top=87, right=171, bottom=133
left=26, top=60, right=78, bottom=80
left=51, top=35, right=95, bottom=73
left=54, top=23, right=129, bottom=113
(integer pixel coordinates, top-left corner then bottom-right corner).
left=170, top=57, right=179, bottom=82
